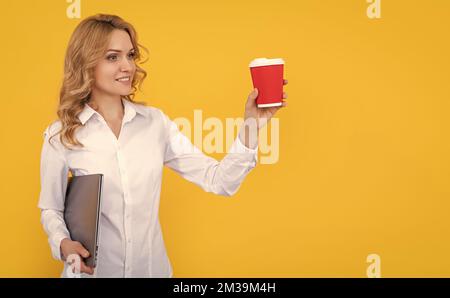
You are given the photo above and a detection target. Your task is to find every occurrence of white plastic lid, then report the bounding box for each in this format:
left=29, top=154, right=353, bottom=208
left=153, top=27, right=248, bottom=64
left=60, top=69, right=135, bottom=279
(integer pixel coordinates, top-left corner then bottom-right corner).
left=249, top=57, right=285, bottom=68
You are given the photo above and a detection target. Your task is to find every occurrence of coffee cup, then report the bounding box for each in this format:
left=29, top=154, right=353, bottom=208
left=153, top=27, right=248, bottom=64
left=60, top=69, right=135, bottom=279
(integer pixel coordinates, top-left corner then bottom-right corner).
left=249, top=58, right=285, bottom=108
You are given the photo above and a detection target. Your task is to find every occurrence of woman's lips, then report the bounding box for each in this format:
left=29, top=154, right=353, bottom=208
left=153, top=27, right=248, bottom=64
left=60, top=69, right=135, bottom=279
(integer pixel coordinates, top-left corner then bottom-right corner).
left=116, top=77, right=131, bottom=85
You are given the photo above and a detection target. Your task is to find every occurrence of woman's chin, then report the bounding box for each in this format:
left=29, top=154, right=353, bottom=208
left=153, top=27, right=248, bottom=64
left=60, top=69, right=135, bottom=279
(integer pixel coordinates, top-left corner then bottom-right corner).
left=116, top=87, right=132, bottom=96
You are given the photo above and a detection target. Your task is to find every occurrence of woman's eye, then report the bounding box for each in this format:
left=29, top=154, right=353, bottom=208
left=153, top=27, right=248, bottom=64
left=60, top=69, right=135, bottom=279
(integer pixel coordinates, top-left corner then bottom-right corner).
left=106, top=52, right=135, bottom=61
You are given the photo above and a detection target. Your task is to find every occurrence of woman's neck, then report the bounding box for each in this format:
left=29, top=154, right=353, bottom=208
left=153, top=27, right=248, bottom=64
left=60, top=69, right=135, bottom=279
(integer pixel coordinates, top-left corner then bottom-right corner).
left=87, top=93, right=124, bottom=122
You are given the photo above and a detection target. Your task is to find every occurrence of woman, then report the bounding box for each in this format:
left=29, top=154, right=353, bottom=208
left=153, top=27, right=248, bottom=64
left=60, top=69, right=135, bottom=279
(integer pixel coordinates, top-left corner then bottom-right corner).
left=38, top=14, right=288, bottom=278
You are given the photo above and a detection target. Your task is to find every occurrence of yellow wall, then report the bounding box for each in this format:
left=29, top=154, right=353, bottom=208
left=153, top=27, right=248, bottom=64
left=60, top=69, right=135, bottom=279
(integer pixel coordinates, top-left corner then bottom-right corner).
left=0, top=0, right=449, bottom=277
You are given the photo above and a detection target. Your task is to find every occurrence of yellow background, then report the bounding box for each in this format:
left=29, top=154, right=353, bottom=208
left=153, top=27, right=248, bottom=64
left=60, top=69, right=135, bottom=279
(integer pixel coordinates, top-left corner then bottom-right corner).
left=0, top=0, right=449, bottom=277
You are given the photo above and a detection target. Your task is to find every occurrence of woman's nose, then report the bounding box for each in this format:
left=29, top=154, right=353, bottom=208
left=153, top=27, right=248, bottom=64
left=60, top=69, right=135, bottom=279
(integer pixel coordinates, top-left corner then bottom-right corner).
left=120, top=57, right=134, bottom=72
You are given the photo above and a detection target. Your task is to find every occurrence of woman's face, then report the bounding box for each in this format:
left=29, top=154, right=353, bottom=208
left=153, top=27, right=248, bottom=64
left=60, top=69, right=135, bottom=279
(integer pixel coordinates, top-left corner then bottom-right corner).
left=92, top=29, right=136, bottom=97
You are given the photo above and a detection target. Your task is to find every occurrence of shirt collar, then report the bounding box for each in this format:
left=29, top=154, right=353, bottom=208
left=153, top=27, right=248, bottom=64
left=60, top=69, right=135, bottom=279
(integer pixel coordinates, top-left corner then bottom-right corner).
left=77, top=98, right=147, bottom=125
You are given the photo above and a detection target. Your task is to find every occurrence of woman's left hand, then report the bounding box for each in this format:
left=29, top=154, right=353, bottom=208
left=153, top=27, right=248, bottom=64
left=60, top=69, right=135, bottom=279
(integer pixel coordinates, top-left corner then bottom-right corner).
left=238, top=79, right=288, bottom=149
left=244, top=79, right=288, bottom=129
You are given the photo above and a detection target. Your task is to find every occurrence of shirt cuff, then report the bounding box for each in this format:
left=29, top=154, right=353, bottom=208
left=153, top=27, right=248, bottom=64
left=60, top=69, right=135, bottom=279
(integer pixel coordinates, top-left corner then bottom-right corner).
left=228, top=136, right=259, bottom=167
left=51, top=232, right=70, bottom=261
left=234, top=135, right=259, bottom=154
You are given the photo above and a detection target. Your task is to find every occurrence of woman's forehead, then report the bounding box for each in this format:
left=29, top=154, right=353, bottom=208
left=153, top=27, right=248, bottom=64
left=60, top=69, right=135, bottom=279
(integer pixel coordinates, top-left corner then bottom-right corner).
left=107, top=30, right=133, bottom=50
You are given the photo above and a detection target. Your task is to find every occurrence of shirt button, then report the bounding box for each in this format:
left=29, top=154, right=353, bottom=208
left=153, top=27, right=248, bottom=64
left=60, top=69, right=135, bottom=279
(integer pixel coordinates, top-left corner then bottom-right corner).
left=127, top=239, right=131, bottom=243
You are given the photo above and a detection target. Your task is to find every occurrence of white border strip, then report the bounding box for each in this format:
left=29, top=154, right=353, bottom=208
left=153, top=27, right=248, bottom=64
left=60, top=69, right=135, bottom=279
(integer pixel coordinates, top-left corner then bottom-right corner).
left=257, top=102, right=283, bottom=108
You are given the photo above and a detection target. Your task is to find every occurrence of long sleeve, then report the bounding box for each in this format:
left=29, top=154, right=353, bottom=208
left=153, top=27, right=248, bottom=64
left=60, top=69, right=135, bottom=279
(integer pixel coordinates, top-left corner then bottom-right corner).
left=37, top=124, right=71, bottom=261
left=162, top=111, right=258, bottom=196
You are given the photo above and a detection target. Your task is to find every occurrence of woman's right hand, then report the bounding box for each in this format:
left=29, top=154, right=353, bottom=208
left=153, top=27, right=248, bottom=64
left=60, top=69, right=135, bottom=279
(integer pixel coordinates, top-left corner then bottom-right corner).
left=60, top=238, right=94, bottom=275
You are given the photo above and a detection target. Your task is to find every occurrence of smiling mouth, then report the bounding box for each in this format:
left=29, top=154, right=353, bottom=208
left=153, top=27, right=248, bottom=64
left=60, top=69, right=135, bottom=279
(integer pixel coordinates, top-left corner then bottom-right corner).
left=116, top=76, right=131, bottom=82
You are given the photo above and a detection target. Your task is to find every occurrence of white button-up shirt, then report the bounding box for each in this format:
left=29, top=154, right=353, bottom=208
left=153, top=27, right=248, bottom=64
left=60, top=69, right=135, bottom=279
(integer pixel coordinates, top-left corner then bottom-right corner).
left=38, top=98, right=258, bottom=278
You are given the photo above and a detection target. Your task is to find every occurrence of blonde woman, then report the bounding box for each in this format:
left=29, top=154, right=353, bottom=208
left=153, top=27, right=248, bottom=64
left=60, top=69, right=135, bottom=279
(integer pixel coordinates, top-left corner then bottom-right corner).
left=38, top=14, right=288, bottom=278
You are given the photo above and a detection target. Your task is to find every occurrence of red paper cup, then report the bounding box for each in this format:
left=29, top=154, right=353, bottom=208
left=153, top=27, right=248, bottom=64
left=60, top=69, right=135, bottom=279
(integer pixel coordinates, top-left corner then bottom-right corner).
left=249, top=58, right=285, bottom=108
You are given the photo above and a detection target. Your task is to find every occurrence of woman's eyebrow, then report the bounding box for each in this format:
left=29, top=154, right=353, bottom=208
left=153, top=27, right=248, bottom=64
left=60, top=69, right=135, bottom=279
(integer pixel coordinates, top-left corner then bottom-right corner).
left=106, top=48, right=135, bottom=53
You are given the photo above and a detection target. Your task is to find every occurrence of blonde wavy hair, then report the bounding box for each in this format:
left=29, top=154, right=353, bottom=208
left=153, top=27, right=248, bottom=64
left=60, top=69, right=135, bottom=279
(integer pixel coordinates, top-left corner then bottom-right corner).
left=49, top=14, right=148, bottom=150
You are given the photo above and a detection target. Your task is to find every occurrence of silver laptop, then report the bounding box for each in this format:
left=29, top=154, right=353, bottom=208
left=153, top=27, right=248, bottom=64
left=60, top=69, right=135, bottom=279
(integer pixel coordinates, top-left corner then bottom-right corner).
left=64, top=173, right=103, bottom=268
